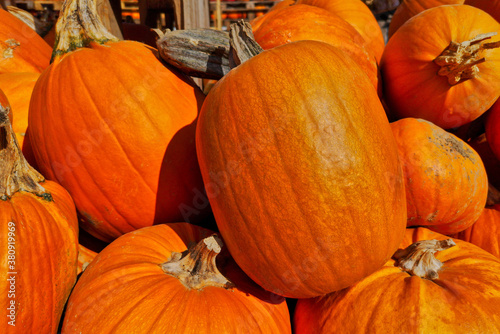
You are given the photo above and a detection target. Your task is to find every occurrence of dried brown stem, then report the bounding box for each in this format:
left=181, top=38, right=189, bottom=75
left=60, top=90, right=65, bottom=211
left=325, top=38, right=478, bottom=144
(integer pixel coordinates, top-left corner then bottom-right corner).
left=229, top=20, right=264, bottom=68
left=160, top=235, right=233, bottom=290
left=434, top=32, right=500, bottom=85
left=393, top=239, right=456, bottom=280
left=0, top=101, right=50, bottom=200
left=51, top=0, right=118, bottom=62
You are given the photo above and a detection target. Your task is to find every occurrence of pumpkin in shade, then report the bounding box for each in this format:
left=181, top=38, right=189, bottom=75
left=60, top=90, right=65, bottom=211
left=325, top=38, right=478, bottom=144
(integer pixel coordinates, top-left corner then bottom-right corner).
left=469, top=133, right=500, bottom=190
left=62, top=223, right=291, bottom=333
left=388, top=0, right=465, bottom=38
left=27, top=0, right=208, bottom=242
left=486, top=99, right=500, bottom=161
left=76, top=228, right=108, bottom=275
left=465, top=0, right=500, bottom=23
left=381, top=5, right=500, bottom=129
left=296, top=0, right=385, bottom=62
left=0, top=96, right=79, bottom=333
left=294, top=227, right=500, bottom=333
left=252, top=4, right=379, bottom=91
left=0, top=72, right=39, bottom=148
left=453, top=205, right=500, bottom=258
left=196, top=23, right=406, bottom=299
left=390, top=118, right=488, bottom=234
left=0, top=8, right=51, bottom=74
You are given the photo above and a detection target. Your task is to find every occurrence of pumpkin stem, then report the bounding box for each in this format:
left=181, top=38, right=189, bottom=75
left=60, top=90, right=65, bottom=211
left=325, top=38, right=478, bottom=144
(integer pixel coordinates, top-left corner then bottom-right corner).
left=393, top=238, right=456, bottom=280
left=229, top=20, right=264, bottom=68
left=0, top=100, right=50, bottom=200
left=433, top=32, right=500, bottom=86
left=160, top=235, right=233, bottom=290
left=51, top=0, right=119, bottom=62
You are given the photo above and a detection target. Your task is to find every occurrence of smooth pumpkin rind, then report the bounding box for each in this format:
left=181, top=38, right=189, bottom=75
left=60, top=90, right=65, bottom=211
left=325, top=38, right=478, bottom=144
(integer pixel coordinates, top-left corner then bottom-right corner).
left=381, top=5, right=500, bottom=129
left=294, top=228, right=500, bottom=334
left=62, top=224, right=291, bottom=333
left=28, top=40, right=207, bottom=242
left=196, top=40, right=406, bottom=298
left=0, top=8, right=51, bottom=74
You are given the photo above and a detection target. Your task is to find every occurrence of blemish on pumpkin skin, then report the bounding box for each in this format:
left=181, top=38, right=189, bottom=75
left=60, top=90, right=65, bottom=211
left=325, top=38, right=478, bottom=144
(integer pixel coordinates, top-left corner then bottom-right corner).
left=427, top=211, right=438, bottom=222
left=427, top=128, right=475, bottom=163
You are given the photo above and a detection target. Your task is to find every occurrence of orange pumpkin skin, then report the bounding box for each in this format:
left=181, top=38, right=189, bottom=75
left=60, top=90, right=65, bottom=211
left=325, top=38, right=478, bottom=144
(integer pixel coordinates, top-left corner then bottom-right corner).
left=465, top=0, right=500, bottom=22
left=196, top=41, right=407, bottom=298
left=62, top=224, right=291, bottom=333
left=296, top=0, right=385, bottom=63
left=252, top=4, right=379, bottom=91
left=0, top=72, right=39, bottom=148
left=0, top=181, right=79, bottom=333
left=28, top=41, right=208, bottom=242
left=250, top=0, right=295, bottom=31
left=486, top=99, right=500, bottom=161
left=388, top=0, right=465, bottom=38
left=381, top=5, right=500, bottom=129
left=0, top=9, right=51, bottom=74
left=390, top=118, right=488, bottom=234
left=294, top=227, right=500, bottom=333
left=453, top=205, right=500, bottom=258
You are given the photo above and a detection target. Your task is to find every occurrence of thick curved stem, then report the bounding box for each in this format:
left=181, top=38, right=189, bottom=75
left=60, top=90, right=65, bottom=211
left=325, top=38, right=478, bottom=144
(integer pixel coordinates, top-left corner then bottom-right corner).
left=51, top=0, right=118, bottom=62
left=161, top=235, right=233, bottom=290
left=0, top=101, right=50, bottom=200
left=393, top=238, right=456, bottom=280
left=434, top=32, right=500, bottom=86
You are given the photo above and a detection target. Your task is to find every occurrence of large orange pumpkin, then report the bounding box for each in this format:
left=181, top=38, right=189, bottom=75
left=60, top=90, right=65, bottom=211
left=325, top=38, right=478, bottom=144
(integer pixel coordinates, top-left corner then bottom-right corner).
left=0, top=72, right=39, bottom=148
left=294, top=227, right=500, bottom=333
left=453, top=205, right=500, bottom=258
left=465, top=0, right=500, bottom=22
left=296, top=0, right=385, bottom=62
left=388, top=0, right=465, bottom=38
left=486, top=99, right=500, bottom=161
left=390, top=118, right=488, bottom=234
left=0, top=96, right=79, bottom=333
left=62, top=223, right=291, bottom=333
left=28, top=0, right=208, bottom=242
left=0, top=8, right=51, bottom=74
left=252, top=4, right=379, bottom=91
left=196, top=34, right=406, bottom=298
left=381, top=5, right=500, bottom=129
left=250, top=0, right=295, bottom=31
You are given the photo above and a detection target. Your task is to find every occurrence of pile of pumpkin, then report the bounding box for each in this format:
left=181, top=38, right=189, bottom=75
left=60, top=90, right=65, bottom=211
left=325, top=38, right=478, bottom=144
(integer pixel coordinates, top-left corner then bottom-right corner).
left=1, top=0, right=500, bottom=332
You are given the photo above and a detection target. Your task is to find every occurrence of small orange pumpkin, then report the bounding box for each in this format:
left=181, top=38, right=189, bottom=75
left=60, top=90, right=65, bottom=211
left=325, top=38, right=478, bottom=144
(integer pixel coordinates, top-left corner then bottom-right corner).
left=294, top=227, right=500, bottom=333
left=62, top=224, right=291, bottom=333
left=0, top=8, right=51, bottom=74
left=252, top=4, right=379, bottom=91
left=453, top=205, right=500, bottom=258
left=388, top=0, right=465, bottom=38
left=0, top=94, right=79, bottom=333
left=296, top=0, right=385, bottom=62
left=381, top=5, right=500, bottom=129
left=390, top=118, right=488, bottom=234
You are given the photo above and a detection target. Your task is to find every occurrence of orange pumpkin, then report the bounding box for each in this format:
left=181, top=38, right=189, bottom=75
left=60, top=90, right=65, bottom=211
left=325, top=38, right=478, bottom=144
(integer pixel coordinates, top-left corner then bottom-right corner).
left=250, top=0, right=295, bottom=30
left=453, top=205, right=500, bottom=258
left=465, top=0, right=500, bottom=22
left=196, top=37, right=406, bottom=298
left=0, top=72, right=39, bottom=148
left=388, top=0, right=465, bottom=38
left=252, top=4, right=379, bottom=91
left=28, top=0, right=208, bottom=242
left=294, top=227, right=500, bottom=333
left=76, top=228, right=108, bottom=275
left=381, top=5, right=500, bottom=129
left=486, top=99, right=500, bottom=161
left=296, top=0, right=385, bottom=62
left=0, top=95, right=79, bottom=333
left=62, top=224, right=291, bottom=333
left=0, top=8, right=51, bottom=74
left=390, top=118, right=488, bottom=234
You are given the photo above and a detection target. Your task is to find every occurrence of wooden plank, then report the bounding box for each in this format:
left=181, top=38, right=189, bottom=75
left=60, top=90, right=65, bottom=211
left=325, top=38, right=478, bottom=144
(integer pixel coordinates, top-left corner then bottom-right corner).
left=182, top=0, right=209, bottom=30
left=96, top=0, right=124, bottom=39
